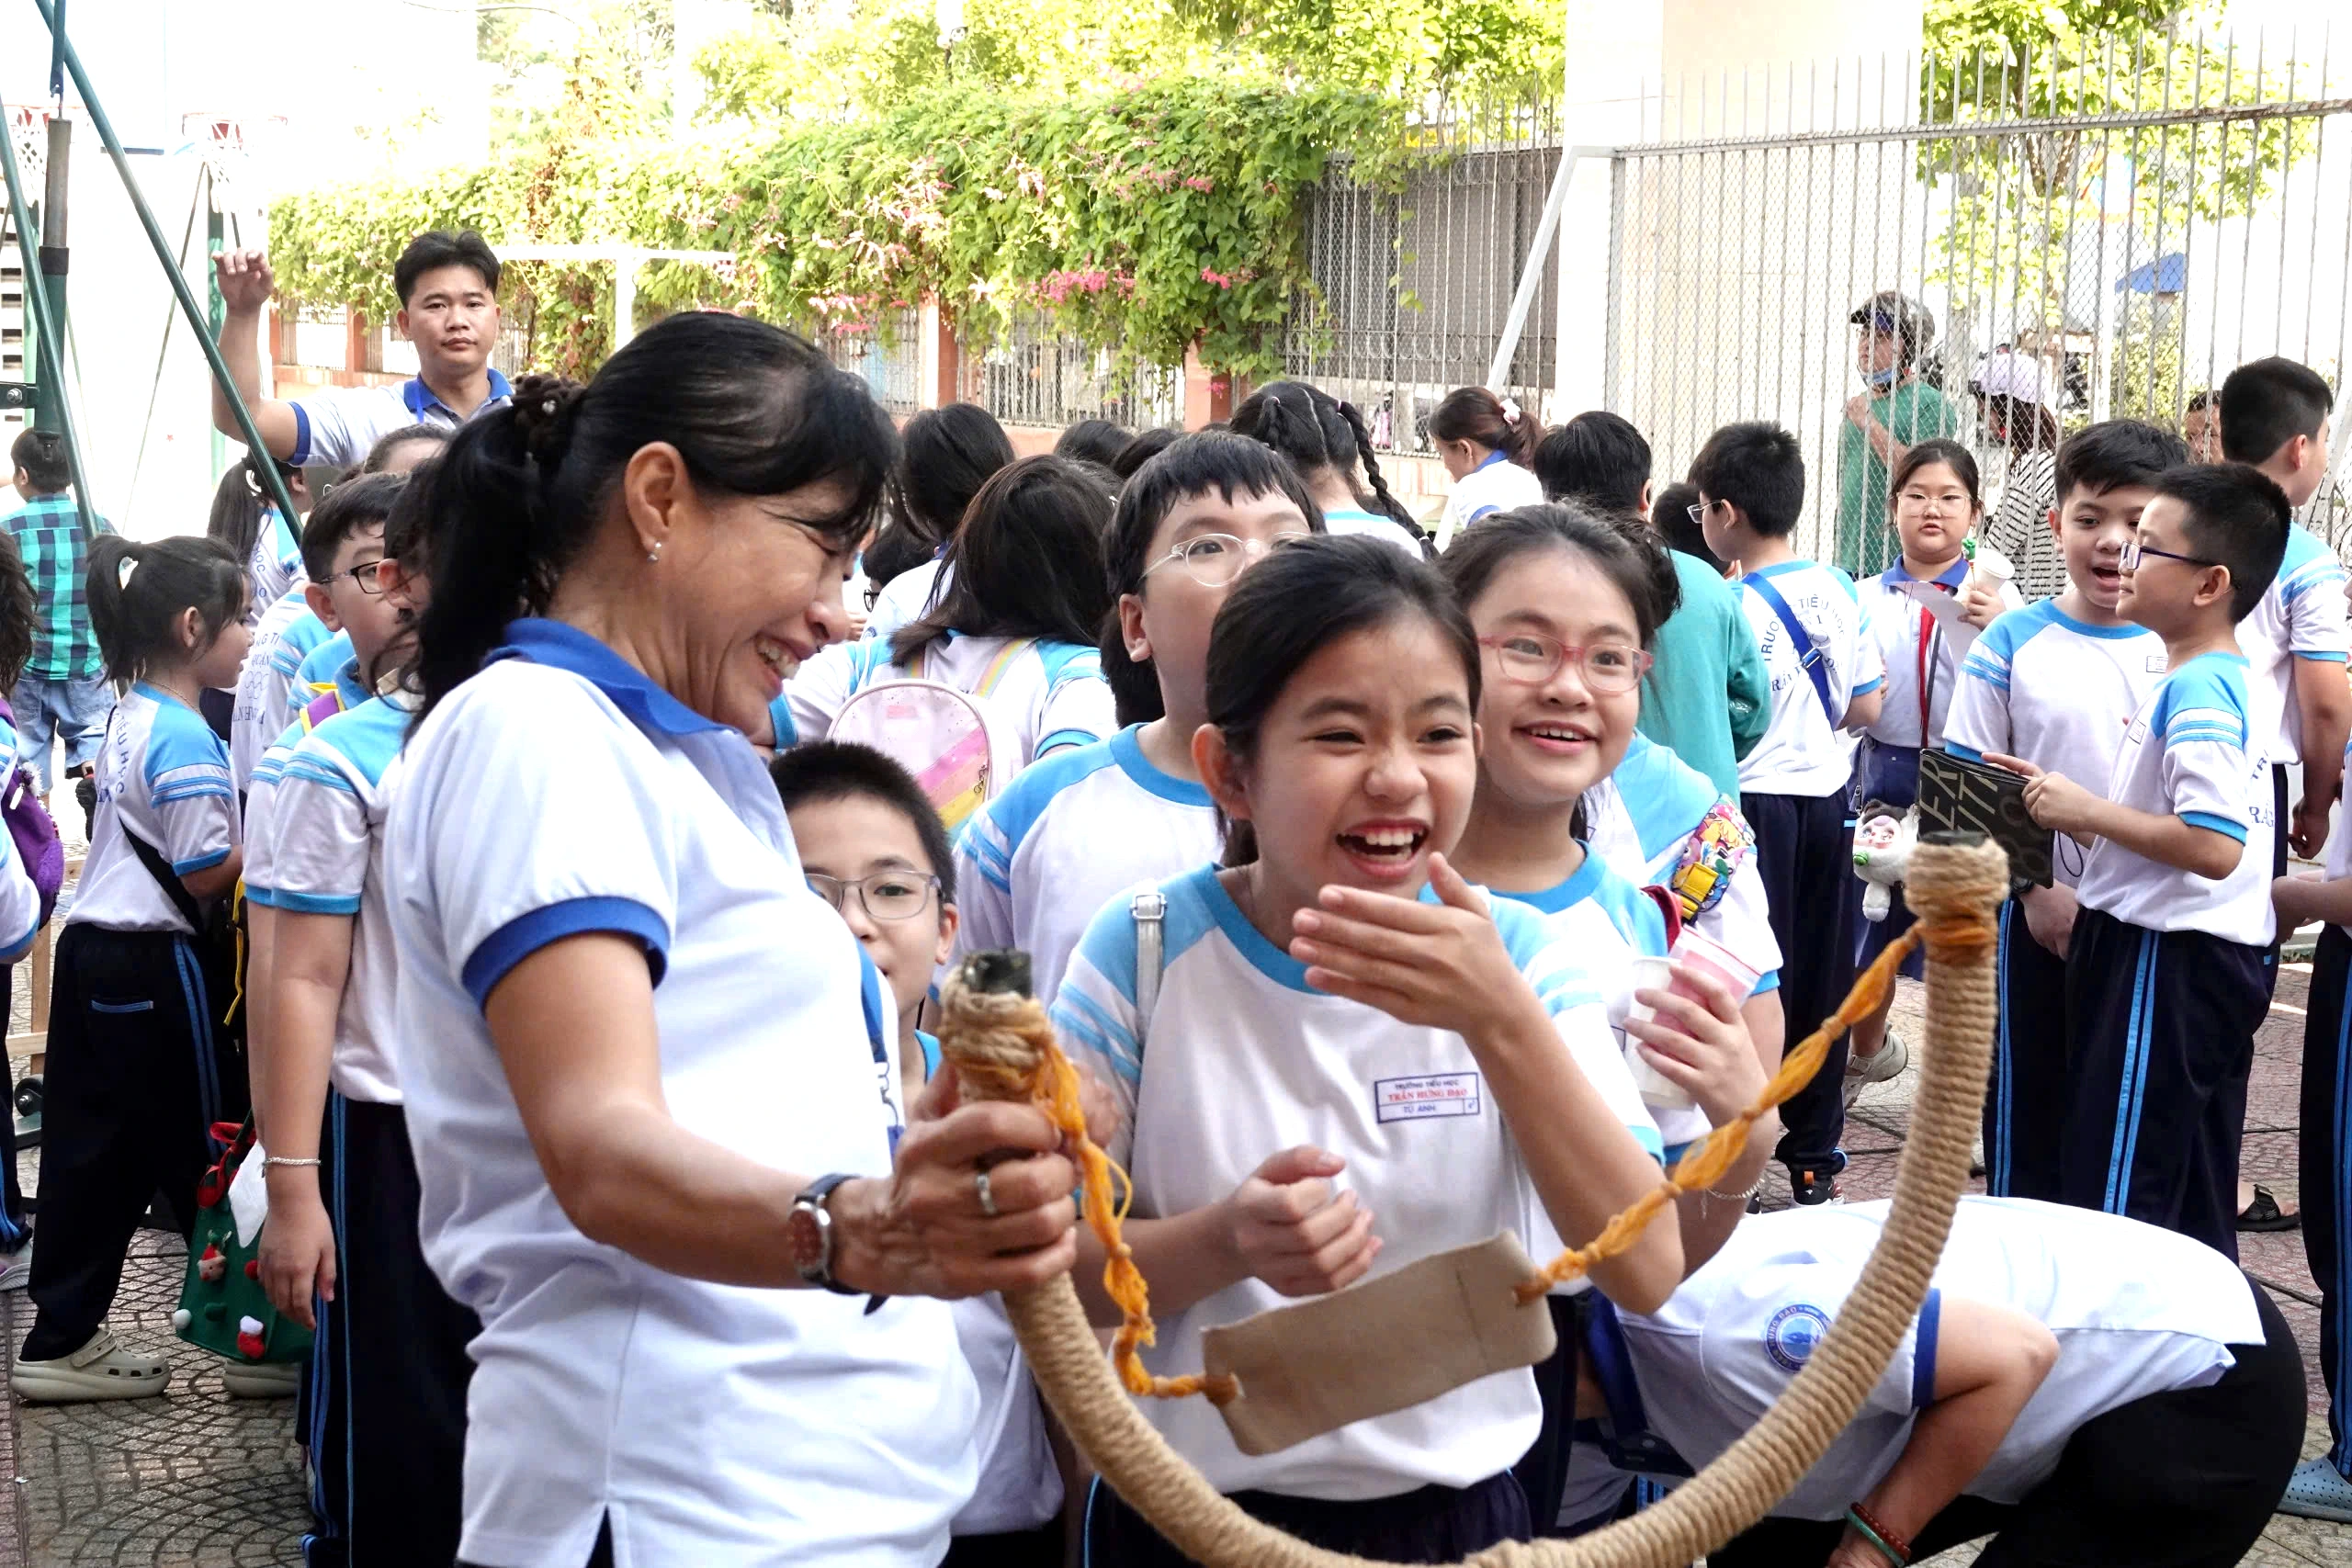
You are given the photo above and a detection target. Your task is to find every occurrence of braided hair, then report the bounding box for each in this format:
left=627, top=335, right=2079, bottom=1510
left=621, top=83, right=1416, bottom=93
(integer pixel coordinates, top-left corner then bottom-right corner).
left=1230, top=380, right=1427, bottom=549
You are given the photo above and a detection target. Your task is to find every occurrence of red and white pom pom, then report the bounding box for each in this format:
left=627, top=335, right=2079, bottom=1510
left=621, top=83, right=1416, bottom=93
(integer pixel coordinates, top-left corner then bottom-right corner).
left=235, top=1315, right=266, bottom=1360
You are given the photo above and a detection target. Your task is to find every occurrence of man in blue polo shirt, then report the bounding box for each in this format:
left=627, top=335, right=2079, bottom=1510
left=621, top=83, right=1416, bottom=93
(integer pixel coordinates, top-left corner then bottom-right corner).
left=210, top=230, right=513, bottom=467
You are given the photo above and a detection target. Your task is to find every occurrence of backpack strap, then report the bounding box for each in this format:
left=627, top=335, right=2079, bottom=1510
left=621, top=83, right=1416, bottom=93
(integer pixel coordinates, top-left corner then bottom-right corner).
left=1741, top=572, right=1838, bottom=721
left=1130, top=888, right=1167, bottom=1047
left=973, top=637, right=1035, bottom=698
left=122, top=824, right=209, bottom=934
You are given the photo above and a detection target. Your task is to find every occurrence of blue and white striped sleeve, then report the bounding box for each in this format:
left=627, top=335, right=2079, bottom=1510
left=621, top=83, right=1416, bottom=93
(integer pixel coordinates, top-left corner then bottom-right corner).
left=950, top=800, right=1018, bottom=968
left=1848, top=575, right=1888, bottom=699
left=2282, top=533, right=2350, bottom=661
left=1034, top=647, right=1115, bottom=760
left=1048, top=897, right=1147, bottom=1168
left=1945, top=617, right=2020, bottom=762
left=264, top=733, right=369, bottom=916
left=1500, top=902, right=1663, bottom=1160
left=145, top=714, right=238, bottom=875
left=2159, top=669, right=2253, bottom=844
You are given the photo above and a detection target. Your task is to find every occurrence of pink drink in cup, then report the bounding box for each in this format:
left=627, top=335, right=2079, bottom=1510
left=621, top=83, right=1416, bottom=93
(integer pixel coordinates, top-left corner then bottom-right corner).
left=1623, top=930, right=1765, bottom=1111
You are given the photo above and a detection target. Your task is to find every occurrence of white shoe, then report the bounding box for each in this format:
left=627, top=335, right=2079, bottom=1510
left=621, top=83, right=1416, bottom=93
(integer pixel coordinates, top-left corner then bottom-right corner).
left=0, top=1240, right=28, bottom=1292
left=220, top=1357, right=300, bottom=1398
left=8, top=1325, right=169, bottom=1402
left=1842, top=1032, right=1910, bottom=1108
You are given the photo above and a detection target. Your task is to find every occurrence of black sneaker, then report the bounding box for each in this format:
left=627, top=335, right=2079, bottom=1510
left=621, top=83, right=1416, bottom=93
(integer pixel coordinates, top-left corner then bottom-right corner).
left=1789, top=1168, right=1844, bottom=1207
left=70, top=767, right=96, bottom=838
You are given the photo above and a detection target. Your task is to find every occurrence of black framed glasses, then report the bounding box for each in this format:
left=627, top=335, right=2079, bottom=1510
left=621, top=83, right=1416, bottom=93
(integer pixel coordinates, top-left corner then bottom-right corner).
left=1140, top=531, right=1314, bottom=589
left=2119, top=538, right=2218, bottom=572
left=1477, top=632, right=1653, bottom=694
left=329, top=557, right=389, bottom=596
left=806, top=871, right=942, bottom=922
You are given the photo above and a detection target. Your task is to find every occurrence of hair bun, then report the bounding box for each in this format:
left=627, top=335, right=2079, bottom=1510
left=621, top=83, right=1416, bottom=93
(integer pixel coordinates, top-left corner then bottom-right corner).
left=512, top=375, right=588, bottom=466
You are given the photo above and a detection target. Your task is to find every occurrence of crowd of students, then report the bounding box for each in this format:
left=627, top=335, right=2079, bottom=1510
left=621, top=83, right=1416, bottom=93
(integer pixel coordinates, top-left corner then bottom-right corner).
left=0, top=224, right=2343, bottom=1567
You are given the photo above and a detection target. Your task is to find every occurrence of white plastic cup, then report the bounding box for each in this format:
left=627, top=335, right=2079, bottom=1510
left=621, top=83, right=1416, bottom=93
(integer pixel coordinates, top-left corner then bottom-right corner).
left=1965, top=542, right=2015, bottom=601
left=1623, top=954, right=1691, bottom=1111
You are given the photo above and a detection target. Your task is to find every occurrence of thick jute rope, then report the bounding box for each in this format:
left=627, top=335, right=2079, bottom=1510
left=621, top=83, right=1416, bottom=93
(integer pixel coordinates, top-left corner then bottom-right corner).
left=937, top=836, right=2008, bottom=1568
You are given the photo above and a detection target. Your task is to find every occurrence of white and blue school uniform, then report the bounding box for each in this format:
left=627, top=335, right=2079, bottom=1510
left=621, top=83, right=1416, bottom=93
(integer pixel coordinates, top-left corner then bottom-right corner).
left=864, top=558, right=951, bottom=647
left=254, top=691, right=480, bottom=1562
left=295, top=628, right=357, bottom=698
left=2300, top=730, right=2352, bottom=1480
left=1438, top=452, right=1543, bottom=546
left=287, top=369, right=515, bottom=470
left=247, top=509, right=305, bottom=626
left=1581, top=734, right=1783, bottom=1000
left=1582, top=1199, right=2294, bottom=1563
left=1733, top=558, right=1883, bottom=1185
left=956, top=725, right=1221, bottom=1009
left=231, top=594, right=331, bottom=795
left=1053, top=863, right=1658, bottom=1514
left=1945, top=601, right=2166, bottom=1200
left=18, top=684, right=245, bottom=1364
left=2063, top=652, right=2272, bottom=1258
left=385, top=618, right=972, bottom=1568
left=771, top=631, right=1116, bottom=772
left=1319, top=504, right=1425, bottom=558
left=2238, top=525, right=2349, bottom=877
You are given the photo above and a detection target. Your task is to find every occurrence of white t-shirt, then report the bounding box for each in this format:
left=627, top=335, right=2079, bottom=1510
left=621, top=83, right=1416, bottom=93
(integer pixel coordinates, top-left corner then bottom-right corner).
left=1604, top=1198, right=2259, bottom=1518
left=1489, top=852, right=1713, bottom=1160
left=1440, top=453, right=1544, bottom=545
left=1946, top=601, right=2166, bottom=890
left=1320, top=505, right=1426, bottom=558
left=864, top=558, right=952, bottom=648
left=1052, top=863, right=1659, bottom=1501
left=1735, top=560, right=1885, bottom=796
left=2075, top=651, right=2274, bottom=946
left=386, top=618, right=974, bottom=1568
left=232, top=595, right=332, bottom=795
left=1855, top=559, right=2024, bottom=751
left=2235, top=525, right=2349, bottom=764
left=287, top=370, right=514, bottom=469
left=250, top=694, right=413, bottom=1105
left=70, top=684, right=238, bottom=934
left=246, top=510, right=304, bottom=627
left=774, top=632, right=1116, bottom=775
left=241, top=719, right=305, bottom=909
left=1581, top=735, right=1783, bottom=994
left=0, top=725, right=45, bottom=958
left=958, top=725, right=1222, bottom=1009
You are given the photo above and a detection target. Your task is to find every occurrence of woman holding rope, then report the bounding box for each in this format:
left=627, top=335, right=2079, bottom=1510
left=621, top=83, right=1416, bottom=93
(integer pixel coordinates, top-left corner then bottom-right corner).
left=384, top=312, right=1081, bottom=1568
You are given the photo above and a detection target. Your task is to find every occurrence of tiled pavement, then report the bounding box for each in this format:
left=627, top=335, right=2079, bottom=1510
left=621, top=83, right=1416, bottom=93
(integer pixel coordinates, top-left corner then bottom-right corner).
left=0, top=969, right=2348, bottom=1563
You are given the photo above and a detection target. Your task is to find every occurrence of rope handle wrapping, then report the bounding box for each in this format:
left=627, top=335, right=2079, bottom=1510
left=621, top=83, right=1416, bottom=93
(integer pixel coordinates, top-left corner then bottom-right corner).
left=936, top=836, right=2009, bottom=1568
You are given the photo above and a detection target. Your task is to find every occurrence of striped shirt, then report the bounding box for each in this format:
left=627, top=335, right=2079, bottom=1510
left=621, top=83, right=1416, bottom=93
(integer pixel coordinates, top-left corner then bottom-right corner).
left=5, top=492, right=111, bottom=680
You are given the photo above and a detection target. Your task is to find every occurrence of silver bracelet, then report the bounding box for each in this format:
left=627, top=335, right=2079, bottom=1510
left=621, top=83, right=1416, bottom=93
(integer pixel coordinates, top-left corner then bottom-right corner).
left=1705, top=1172, right=1765, bottom=1204
left=261, top=1156, right=322, bottom=1168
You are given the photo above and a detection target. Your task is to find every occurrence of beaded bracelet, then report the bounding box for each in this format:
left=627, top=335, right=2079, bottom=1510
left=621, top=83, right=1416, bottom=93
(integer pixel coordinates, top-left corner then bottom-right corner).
left=1845, top=1503, right=1912, bottom=1567
left=261, top=1156, right=323, bottom=1169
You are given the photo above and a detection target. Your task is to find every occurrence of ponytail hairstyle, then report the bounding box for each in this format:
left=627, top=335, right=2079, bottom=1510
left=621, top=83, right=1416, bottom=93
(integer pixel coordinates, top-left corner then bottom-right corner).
left=0, top=533, right=36, bottom=691
left=85, top=534, right=248, bottom=692
left=206, top=454, right=303, bottom=566
left=1429, top=386, right=1541, bottom=468
left=1204, top=534, right=1476, bottom=865
left=417, top=310, right=897, bottom=719
left=1230, top=379, right=1423, bottom=542
left=1441, top=502, right=1680, bottom=653
left=892, top=455, right=1114, bottom=665
left=1101, top=432, right=1325, bottom=725
left=867, top=402, right=1016, bottom=592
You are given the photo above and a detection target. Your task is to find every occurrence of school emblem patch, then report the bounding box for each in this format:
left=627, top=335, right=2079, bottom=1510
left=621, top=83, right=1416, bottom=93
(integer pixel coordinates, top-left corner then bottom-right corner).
left=1765, top=1303, right=1831, bottom=1372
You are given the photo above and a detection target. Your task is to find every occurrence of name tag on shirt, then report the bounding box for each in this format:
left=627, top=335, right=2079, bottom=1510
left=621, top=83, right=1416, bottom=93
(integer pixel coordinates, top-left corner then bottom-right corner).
left=1375, top=1073, right=1484, bottom=1123
left=2144, top=652, right=2169, bottom=674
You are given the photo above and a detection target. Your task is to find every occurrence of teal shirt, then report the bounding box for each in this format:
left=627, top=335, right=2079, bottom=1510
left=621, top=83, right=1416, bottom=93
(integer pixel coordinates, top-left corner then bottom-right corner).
left=1636, top=549, right=1771, bottom=799
left=1835, top=378, right=1958, bottom=576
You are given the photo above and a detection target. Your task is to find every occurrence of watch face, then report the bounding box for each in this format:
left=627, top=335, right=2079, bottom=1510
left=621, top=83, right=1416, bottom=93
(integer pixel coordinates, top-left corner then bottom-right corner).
left=786, top=1203, right=825, bottom=1278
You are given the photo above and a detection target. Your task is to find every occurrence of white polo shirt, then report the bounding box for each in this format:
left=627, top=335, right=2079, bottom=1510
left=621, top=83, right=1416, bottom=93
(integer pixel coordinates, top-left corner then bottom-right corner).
left=1581, top=735, right=1782, bottom=995
left=287, top=369, right=514, bottom=470
left=1440, top=452, right=1544, bottom=543
left=1946, top=601, right=2166, bottom=890
left=773, top=632, right=1116, bottom=773
left=2236, top=525, right=2349, bottom=763
left=1052, top=863, right=1658, bottom=1501
left=247, top=510, right=304, bottom=626
left=1735, top=560, right=1884, bottom=796
left=864, top=558, right=951, bottom=647
left=232, top=595, right=332, bottom=794
left=386, top=618, right=974, bottom=1568
left=249, top=693, right=413, bottom=1104
left=69, top=684, right=238, bottom=934
left=2075, top=651, right=2274, bottom=946
left=1856, top=558, right=2023, bottom=751
left=1604, top=1198, right=2259, bottom=1518
left=956, top=725, right=1222, bottom=1009
left=1321, top=505, right=1426, bottom=558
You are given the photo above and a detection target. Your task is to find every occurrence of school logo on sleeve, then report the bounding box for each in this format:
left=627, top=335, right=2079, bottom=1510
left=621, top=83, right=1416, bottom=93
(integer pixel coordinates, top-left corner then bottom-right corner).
left=1374, top=1073, right=1484, bottom=1123
left=1765, top=1303, right=1831, bottom=1371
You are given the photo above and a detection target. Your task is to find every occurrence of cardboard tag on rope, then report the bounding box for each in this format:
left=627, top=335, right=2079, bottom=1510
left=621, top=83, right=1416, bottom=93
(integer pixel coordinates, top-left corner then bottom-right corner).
left=1200, top=1231, right=1556, bottom=1456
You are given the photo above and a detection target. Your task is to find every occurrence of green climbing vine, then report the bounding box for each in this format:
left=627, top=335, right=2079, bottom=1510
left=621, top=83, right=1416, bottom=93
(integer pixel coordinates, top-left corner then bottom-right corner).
left=267, top=78, right=1411, bottom=379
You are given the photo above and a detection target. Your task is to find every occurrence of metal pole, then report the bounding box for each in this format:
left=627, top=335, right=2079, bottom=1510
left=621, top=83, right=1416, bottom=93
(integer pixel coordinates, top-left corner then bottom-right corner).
left=28, top=0, right=300, bottom=527
left=33, top=117, right=66, bottom=433
left=1485, top=147, right=1600, bottom=392
left=0, top=109, right=94, bottom=533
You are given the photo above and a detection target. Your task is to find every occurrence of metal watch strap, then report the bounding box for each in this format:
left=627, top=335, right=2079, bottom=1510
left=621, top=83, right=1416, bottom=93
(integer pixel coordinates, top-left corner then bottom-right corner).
left=793, top=1172, right=863, bottom=1295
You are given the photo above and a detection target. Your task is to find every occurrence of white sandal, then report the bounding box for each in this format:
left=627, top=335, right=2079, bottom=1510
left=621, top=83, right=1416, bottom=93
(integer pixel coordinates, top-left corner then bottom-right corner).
left=8, top=1325, right=170, bottom=1403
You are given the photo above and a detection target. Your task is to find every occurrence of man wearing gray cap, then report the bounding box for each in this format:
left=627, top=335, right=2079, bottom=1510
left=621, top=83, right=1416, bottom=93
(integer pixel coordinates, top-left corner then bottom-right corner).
left=1837, top=291, right=1960, bottom=576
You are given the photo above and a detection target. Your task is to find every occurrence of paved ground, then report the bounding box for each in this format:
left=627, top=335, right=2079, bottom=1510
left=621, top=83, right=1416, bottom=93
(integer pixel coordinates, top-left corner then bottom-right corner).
left=0, top=939, right=2346, bottom=1562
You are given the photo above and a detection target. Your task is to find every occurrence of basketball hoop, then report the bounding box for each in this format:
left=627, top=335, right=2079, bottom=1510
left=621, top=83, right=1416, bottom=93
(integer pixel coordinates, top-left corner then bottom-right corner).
left=182, top=111, right=286, bottom=241
left=6, top=104, right=53, bottom=191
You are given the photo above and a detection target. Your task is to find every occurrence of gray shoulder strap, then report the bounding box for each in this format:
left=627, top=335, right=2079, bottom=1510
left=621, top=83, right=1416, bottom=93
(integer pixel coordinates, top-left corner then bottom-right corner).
left=1130, top=889, right=1167, bottom=1045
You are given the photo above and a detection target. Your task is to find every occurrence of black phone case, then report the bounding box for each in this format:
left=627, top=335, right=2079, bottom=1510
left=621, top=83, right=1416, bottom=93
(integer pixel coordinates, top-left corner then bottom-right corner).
left=1916, top=749, right=2052, bottom=888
